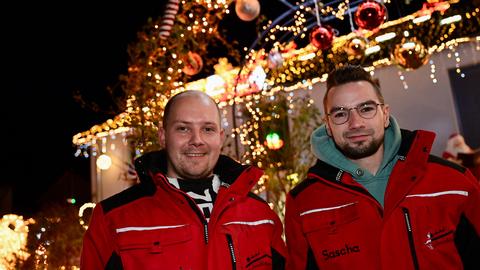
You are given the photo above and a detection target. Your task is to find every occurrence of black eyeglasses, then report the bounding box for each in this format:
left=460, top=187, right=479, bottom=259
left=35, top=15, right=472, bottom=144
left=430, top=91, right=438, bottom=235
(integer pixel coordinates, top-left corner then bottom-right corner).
left=327, top=102, right=384, bottom=125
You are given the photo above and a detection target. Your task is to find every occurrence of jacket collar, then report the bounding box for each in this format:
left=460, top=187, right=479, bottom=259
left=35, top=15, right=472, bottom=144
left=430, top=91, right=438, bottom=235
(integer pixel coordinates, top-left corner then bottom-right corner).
left=134, top=150, right=262, bottom=195
left=307, top=129, right=436, bottom=212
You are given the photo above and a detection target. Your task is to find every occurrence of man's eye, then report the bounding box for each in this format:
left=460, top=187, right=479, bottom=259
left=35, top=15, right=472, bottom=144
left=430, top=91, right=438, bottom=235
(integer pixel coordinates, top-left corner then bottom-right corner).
left=332, top=111, right=347, bottom=118
left=204, top=127, right=216, bottom=132
left=176, top=126, right=188, bottom=132
left=360, top=105, right=375, bottom=113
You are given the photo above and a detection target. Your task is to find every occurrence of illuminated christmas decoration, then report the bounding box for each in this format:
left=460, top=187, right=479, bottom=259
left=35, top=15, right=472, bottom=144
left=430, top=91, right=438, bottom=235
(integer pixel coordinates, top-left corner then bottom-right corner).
left=79, top=202, right=96, bottom=230
left=265, top=131, right=284, bottom=150
left=72, top=0, right=480, bottom=219
left=235, top=0, right=261, bottom=21
left=96, top=154, right=112, bottom=170
left=309, top=25, right=335, bottom=50
left=73, top=1, right=480, bottom=154
left=392, top=37, right=430, bottom=70
left=354, top=0, right=388, bottom=30
left=66, top=198, right=77, bottom=204
left=0, top=214, right=34, bottom=270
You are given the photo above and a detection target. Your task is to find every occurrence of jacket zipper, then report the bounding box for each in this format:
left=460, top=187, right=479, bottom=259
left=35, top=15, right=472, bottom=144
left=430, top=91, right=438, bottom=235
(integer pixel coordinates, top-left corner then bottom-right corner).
left=226, top=234, right=237, bottom=270
left=158, top=174, right=210, bottom=243
left=183, top=197, right=209, bottom=244
left=402, top=208, right=419, bottom=270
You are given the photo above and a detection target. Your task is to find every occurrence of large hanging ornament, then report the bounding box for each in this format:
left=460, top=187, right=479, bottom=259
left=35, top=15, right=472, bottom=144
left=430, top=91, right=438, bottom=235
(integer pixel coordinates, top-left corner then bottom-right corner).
left=182, top=51, right=203, bottom=76
left=159, top=0, right=180, bottom=40
left=392, top=38, right=430, bottom=70
left=309, top=25, right=335, bottom=50
left=345, top=37, right=367, bottom=60
left=267, top=49, right=284, bottom=70
left=354, top=0, right=387, bottom=31
left=235, top=0, right=261, bottom=22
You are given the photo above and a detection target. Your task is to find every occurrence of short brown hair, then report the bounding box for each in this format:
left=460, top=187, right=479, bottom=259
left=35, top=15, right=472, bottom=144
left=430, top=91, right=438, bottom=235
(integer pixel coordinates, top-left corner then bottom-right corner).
left=323, top=65, right=384, bottom=114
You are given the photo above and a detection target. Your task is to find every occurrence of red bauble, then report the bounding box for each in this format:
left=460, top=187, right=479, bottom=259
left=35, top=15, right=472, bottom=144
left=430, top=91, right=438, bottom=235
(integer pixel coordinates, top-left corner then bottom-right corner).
left=309, top=25, right=335, bottom=50
left=354, top=0, right=387, bottom=30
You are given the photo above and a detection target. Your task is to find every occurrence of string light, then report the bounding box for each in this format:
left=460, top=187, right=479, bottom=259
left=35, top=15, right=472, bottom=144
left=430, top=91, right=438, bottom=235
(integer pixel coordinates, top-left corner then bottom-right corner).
left=0, top=214, right=34, bottom=269
left=429, top=59, right=437, bottom=84
left=398, top=70, right=409, bottom=90
left=79, top=203, right=96, bottom=230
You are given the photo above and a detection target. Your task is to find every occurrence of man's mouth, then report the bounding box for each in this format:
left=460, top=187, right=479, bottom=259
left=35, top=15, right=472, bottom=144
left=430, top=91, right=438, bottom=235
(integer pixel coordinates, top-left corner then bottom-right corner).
left=184, top=153, right=206, bottom=157
left=345, top=131, right=373, bottom=143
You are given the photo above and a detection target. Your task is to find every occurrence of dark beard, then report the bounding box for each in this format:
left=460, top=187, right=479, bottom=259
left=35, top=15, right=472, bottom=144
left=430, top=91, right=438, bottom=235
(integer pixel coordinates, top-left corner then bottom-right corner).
left=336, top=137, right=383, bottom=160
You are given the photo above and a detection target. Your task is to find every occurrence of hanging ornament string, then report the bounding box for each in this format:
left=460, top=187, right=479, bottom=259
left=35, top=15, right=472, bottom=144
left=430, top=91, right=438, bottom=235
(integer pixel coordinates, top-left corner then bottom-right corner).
left=310, top=1, right=335, bottom=50
left=314, top=0, right=322, bottom=27
left=347, top=0, right=356, bottom=32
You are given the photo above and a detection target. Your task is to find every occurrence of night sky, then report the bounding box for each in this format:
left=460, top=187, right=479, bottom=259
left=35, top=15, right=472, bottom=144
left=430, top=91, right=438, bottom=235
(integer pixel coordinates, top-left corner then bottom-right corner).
left=2, top=2, right=170, bottom=215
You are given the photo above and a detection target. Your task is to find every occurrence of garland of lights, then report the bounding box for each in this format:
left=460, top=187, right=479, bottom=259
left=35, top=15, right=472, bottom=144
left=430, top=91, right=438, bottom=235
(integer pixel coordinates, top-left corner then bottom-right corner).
left=249, top=1, right=480, bottom=90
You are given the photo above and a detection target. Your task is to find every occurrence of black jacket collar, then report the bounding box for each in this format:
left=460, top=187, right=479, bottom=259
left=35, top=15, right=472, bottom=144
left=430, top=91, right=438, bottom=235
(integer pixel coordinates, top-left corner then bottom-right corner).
left=134, top=150, right=247, bottom=185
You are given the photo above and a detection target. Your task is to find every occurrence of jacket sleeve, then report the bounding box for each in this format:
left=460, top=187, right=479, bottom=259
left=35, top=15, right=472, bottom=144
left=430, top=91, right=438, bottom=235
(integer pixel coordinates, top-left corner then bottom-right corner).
left=285, top=193, right=312, bottom=270
left=270, top=212, right=287, bottom=270
left=464, top=169, right=480, bottom=232
left=80, top=204, right=119, bottom=270
left=456, top=169, right=480, bottom=269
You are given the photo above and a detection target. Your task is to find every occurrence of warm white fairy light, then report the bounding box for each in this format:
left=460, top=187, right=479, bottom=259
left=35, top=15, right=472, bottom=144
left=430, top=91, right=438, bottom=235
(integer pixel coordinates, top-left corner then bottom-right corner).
left=34, top=244, right=47, bottom=269
left=398, top=70, right=409, bottom=90
left=0, top=214, right=34, bottom=270
left=79, top=203, right=96, bottom=230
left=429, top=59, right=437, bottom=84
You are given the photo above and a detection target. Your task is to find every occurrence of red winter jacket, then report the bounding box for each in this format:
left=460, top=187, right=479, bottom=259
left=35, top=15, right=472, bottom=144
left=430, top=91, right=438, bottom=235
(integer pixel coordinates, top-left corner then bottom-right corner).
left=81, top=151, right=286, bottom=270
left=285, top=130, right=480, bottom=270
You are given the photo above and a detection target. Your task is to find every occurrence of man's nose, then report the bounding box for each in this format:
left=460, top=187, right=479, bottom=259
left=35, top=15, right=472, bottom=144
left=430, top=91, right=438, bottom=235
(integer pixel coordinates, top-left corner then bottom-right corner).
left=347, top=109, right=364, bottom=128
left=189, top=129, right=204, bottom=145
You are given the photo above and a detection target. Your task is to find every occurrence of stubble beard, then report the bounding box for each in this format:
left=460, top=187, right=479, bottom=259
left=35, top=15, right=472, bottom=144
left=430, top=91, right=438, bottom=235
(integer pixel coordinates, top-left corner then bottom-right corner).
left=337, top=136, right=384, bottom=160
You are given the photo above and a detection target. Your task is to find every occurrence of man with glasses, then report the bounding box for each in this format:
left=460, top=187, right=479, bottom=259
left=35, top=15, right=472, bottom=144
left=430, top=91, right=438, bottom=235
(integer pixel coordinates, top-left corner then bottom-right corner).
left=285, top=65, right=480, bottom=270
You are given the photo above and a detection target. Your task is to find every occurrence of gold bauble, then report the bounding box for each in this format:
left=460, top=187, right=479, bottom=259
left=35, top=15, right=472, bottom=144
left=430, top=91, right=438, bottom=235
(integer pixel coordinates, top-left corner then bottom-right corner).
left=392, top=38, right=430, bottom=70
left=345, top=37, right=367, bottom=60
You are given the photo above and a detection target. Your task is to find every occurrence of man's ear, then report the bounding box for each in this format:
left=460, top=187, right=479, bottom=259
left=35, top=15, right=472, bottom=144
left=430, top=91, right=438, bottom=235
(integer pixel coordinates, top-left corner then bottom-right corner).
left=383, top=104, right=390, bottom=128
left=220, top=128, right=226, bottom=144
left=158, top=127, right=166, bottom=148
left=325, top=120, right=332, bottom=137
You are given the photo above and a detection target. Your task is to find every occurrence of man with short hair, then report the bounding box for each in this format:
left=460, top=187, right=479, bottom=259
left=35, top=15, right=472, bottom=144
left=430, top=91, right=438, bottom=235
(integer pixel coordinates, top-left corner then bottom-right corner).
left=285, top=65, right=480, bottom=270
left=81, top=90, right=286, bottom=269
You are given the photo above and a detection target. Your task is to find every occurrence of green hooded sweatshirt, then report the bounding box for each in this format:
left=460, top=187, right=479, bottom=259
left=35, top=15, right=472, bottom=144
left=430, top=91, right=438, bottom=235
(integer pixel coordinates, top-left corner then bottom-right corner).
left=310, top=116, right=402, bottom=207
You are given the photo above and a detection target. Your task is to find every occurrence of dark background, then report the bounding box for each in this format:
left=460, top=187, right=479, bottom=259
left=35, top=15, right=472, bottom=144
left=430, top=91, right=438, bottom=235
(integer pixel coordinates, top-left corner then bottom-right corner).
left=2, top=2, right=171, bottom=215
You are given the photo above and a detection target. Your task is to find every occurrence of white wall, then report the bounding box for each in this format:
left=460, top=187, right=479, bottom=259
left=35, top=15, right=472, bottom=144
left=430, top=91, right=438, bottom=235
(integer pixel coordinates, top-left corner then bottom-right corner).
left=90, top=133, right=138, bottom=202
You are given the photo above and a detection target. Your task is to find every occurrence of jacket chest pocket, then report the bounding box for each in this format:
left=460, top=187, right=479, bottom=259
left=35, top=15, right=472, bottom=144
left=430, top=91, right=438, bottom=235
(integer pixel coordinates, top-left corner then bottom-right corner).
left=116, top=224, right=192, bottom=269
left=299, top=202, right=362, bottom=266
left=222, top=219, right=275, bottom=270
left=301, top=202, right=359, bottom=233
left=402, top=196, right=461, bottom=255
